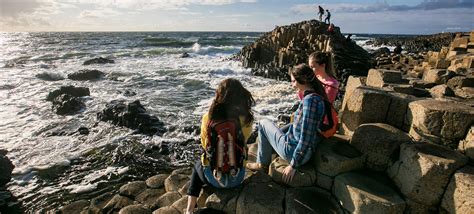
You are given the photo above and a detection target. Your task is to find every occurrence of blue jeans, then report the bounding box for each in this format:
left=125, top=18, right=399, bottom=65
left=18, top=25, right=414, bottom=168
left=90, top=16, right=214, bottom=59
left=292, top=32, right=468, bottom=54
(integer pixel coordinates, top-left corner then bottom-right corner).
left=203, top=166, right=245, bottom=188
left=257, top=119, right=312, bottom=166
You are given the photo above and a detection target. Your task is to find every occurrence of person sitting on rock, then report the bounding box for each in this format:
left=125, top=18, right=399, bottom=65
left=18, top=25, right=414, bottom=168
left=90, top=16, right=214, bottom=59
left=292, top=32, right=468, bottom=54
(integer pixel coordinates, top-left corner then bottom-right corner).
left=308, top=51, right=339, bottom=104
left=324, top=9, right=331, bottom=24
left=247, top=64, right=327, bottom=184
left=186, top=78, right=255, bottom=214
left=318, top=5, right=325, bottom=21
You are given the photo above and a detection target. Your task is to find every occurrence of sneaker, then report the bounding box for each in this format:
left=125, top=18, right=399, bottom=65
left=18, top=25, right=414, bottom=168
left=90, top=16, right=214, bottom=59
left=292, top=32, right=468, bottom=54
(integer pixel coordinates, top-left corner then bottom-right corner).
left=246, top=162, right=269, bottom=171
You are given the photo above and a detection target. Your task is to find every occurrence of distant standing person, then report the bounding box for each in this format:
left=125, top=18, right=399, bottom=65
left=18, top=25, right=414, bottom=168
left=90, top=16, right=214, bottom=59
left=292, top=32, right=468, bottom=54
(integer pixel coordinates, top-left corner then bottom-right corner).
left=394, top=44, right=403, bottom=54
left=318, top=5, right=325, bottom=21
left=325, top=9, right=331, bottom=24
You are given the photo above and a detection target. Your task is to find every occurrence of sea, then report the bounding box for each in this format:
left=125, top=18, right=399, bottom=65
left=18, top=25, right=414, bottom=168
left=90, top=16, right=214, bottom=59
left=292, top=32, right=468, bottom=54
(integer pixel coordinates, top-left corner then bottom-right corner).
left=0, top=32, right=398, bottom=211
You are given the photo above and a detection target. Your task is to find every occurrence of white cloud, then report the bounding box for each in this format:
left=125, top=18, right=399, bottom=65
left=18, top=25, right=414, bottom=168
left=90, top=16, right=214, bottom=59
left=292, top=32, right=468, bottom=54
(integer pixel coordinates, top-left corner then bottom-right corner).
left=78, top=8, right=121, bottom=19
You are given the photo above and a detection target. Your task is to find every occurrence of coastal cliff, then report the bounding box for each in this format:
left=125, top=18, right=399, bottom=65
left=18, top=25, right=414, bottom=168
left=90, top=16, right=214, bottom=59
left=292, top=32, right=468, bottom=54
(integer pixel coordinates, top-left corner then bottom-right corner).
left=239, top=20, right=372, bottom=81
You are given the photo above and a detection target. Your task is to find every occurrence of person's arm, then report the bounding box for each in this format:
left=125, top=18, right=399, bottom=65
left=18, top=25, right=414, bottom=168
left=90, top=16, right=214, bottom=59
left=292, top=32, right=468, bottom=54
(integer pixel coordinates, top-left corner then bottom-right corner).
left=289, top=95, right=324, bottom=168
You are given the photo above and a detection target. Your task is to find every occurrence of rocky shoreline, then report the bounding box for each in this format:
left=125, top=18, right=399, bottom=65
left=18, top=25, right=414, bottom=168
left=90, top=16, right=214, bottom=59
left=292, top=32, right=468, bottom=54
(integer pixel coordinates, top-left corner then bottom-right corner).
left=2, top=21, right=473, bottom=213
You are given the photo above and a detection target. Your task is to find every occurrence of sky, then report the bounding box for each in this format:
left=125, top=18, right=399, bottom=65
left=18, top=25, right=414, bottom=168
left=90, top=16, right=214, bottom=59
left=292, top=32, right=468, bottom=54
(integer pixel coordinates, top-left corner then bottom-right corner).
left=0, top=0, right=472, bottom=34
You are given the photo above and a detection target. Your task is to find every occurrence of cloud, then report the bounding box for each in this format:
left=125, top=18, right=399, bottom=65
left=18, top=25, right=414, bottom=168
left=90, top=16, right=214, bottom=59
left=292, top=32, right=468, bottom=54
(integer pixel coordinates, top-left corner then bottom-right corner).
left=78, top=8, right=121, bottom=19
left=291, top=0, right=473, bottom=14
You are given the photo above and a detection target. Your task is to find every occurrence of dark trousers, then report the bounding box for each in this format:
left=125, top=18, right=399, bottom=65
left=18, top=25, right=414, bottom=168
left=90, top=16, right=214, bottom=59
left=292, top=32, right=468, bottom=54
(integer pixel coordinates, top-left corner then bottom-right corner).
left=187, top=161, right=208, bottom=197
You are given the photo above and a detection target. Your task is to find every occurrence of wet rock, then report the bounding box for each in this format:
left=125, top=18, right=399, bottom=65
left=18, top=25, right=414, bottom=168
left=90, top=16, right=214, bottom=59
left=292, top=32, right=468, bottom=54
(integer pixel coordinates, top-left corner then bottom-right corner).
left=164, top=172, right=189, bottom=192
left=68, top=69, right=105, bottom=81
left=35, top=72, right=65, bottom=81
left=154, top=191, right=181, bottom=208
left=119, top=181, right=147, bottom=198
left=286, top=187, right=343, bottom=214
left=333, top=171, right=406, bottom=214
left=119, top=204, right=151, bottom=214
left=97, top=100, right=167, bottom=136
left=90, top=192, right=115, bottom=210
left=180, top=52, right=190, bottom=58
left=102, top=195, right=134, bottom=213
left=0, top=151, right=14, bottom=187
left=136, top=188, right=166, bottom=209
left=52, top=94, right=85, bottom=115
left=83, top=57, right=114, bottom=65
left=440, top=166, right=474, bottom=213
left=46, top=85, right=90, bottom=101
left=60, top=200, right=90, bottom=214
left=350, top=123, right=412, bottom=171
left=269, top=157, right=316, bottom=187
left=146, top=174, right=169, bottom=189
left=117, top=90, right=137, bottom=97
left=78, top=127, right=89, bottom=135
left=387, top=143, right=468, bottom=207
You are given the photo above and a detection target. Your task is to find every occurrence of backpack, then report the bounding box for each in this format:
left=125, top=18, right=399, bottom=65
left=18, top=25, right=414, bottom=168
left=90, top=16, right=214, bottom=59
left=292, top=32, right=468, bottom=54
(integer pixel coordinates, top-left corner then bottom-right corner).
left=205, top=119, right=246, bottom=177
left=297, top=94, right=338, bottom=138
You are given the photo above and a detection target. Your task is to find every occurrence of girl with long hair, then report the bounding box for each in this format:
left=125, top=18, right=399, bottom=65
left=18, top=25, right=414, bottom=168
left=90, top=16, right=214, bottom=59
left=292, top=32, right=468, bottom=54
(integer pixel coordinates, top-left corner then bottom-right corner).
left=185, top=78, right=255, bottom=214
left=308, top=51, right=340, bottom=104
left=247, top=64, right=327, bottom=183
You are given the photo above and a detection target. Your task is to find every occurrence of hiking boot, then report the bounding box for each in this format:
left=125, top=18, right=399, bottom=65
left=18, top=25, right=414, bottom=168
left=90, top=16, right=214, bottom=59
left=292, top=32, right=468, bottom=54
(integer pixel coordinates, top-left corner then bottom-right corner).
left=246, top=162, right=269, bottom=172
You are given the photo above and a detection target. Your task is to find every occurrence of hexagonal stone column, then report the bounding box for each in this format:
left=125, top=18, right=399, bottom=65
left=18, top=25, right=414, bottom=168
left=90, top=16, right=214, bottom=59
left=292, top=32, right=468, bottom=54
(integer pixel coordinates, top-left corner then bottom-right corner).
left=441, top=166, right=474, bottom=213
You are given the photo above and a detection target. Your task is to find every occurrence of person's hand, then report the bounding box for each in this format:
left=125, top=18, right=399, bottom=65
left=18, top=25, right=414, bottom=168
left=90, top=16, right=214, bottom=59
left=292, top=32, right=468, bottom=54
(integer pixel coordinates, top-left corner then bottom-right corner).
left=282, top=165, right=296, bottom=184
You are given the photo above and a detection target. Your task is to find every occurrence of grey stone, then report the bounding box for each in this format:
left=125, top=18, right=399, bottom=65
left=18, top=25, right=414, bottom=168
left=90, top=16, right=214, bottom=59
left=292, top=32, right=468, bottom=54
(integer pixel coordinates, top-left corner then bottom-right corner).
left=60, top=200, right=90, bottom=214
left=119, top=205, right=152, bottom=214
left=236, top=178, right=285, bottom=214
left=119, top=181, right=147, bottom=198
left=315, top=172, right=334, bottom=191
left=269, top=157, right=316, bottom=187
left=350, top=123, right=412, bottom=171
left=441, top=166, right=474, bottom=213
left=367, top=69, right=402, bottom=88
left=164, top=173, right=189, bottom=192
left=103, top=195, right=134, bottom=213
left=146, top=174, right=169, bottom=189
left=154, top=191, right=182, bottom=208
left=285, top=187, right=343, bottom=214
left=422, top=69, right=455, bottom=84
left=206, top=187, right=241, bottom=214
left=387, top=143, right=468, bottom=206
left=333, top=172, right=406, bottom=214
left=313, top=138, right=364, bottom=176
left=136, top=188, right=166, bottom=210
left=458, top=126, right=474, bottom=161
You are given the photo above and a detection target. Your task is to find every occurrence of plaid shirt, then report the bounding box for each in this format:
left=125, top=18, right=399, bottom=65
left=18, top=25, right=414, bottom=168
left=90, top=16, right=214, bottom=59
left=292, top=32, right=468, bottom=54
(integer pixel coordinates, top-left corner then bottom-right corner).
left=285, top=90, right=325, bottom=168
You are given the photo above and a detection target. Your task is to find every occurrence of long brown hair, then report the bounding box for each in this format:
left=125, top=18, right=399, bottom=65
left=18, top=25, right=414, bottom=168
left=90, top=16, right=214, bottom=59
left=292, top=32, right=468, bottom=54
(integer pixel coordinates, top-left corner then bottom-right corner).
left=208, top=78, right=255, bottom=124
left=309, top=51, right=336, bottom=78
left=289, top=64, right=329, bottom=101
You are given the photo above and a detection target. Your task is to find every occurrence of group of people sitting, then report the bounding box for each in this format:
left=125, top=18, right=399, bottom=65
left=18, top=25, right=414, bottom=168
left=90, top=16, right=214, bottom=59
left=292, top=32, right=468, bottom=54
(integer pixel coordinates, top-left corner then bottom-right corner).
left=184, top=51, right=340, bottom=214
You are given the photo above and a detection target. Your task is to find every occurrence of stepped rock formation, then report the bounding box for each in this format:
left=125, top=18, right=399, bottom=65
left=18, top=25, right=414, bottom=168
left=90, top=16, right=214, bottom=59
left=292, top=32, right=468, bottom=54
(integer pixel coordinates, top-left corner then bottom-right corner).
left=240, top=20, right=372, bottom=81
left=366, top=32, right=456, bottom=53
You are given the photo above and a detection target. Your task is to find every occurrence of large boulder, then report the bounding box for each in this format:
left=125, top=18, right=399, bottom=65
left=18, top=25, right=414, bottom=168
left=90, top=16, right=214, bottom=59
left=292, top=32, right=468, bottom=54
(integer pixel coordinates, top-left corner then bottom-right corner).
left=97, top=100, right=167, bottom=136
left=422, top=69, right=455, bottom=84
left=146, top=174, right=169, bottom=189
left=447, top=75, right=474, bottom=89
left=164, top=172, right=189, bottom=193
left=119, top=181, right=147, bottom=198
left=387, top=143, right=468, bottom=207
left=154, top=191, right=182, bottom=208
left=205, top=187, right=241, bottom=214
left=59, top=199, right=89, bottom=214
left=83, top=57, right=114, bottom=65
left=268, top=157, right=316, bottom=187
left=52, top=94, right=85, bottom=115
left=240, top=20, right=372, bottom=81
left=102, top=195, right=134, bottom=214
left=135, top=188, right=166, bottom=210
left=68, top=69, right=105, bottom=81
left=285, top=187, right=343, bottom=214
left=119, top=205, right=152, bottom=214
left=333, top=171, right=406, bottom=214
left=46, top=85, right=90, bottom=101
left=407, top=99, right=474, bottom=148
left=429, top=84, right=455, bottom=98
left=350, top=123, right=412, bottom=171
left=441, top=166, right=474, bottom=213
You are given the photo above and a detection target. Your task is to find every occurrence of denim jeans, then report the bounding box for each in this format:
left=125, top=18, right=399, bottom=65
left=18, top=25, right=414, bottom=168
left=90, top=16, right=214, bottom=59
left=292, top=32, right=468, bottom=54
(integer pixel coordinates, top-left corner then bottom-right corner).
left=257, top=119, right=313, bottom=166
left=203, top=166, right=245, bottom=188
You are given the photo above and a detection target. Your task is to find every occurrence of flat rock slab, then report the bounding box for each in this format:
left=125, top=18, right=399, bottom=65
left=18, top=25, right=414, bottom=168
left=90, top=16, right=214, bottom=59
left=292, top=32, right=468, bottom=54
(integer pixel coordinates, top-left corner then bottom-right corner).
left=366, top=69, right=402, bottom=88
left=236, top=179, right=285, bottom=214
left=333, top=172, right=406, bottom=214
left=387, top=143, right=468, bottom=206
left=206, top=187, right=242, bottom=214
left=286, top=187, right=343, bottom=214
left=350, top=123, right=412, bottom=171
left=313, top=138, right=364, bottom=176
left=441, top=166, right=474, bottom=213
left=269, top=157, right=316, bottom=187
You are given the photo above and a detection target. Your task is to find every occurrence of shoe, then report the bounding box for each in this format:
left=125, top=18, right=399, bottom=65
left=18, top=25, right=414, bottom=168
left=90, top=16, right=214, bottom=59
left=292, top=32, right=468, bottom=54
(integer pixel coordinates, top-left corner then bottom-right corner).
left=246, top=162, right=269, bottom=171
